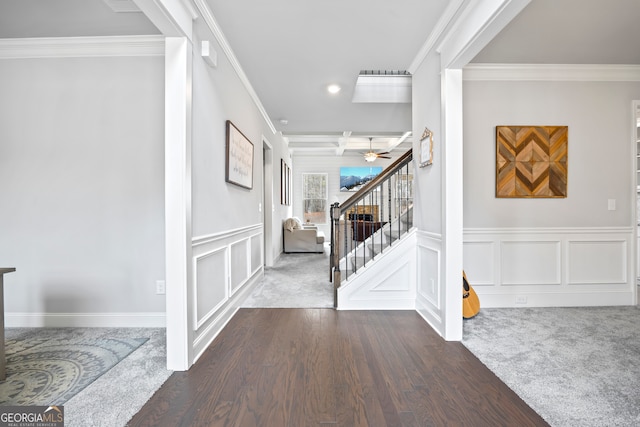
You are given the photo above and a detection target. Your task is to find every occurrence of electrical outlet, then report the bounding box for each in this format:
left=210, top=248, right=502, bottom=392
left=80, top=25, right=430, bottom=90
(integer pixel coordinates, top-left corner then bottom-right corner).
left=156, top=280, right=166, bottom=295
left=515, top=295, right=528, bottom=305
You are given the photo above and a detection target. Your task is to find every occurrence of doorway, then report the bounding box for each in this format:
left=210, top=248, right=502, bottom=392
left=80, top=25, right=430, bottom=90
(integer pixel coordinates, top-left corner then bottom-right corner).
left=263, top=139, right=274, bottom=267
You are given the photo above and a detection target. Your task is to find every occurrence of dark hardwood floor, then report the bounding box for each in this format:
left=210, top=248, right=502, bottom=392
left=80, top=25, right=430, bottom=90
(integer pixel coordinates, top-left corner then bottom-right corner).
left=129, top=309, right=548, bottom=426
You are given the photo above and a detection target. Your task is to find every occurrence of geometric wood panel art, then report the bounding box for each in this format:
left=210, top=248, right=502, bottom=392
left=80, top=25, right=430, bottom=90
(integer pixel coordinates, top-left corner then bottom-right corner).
left=496, top=126, right=568, bottom=198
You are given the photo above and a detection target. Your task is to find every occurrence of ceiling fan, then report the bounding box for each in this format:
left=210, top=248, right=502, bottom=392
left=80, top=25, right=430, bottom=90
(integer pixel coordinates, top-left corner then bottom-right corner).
left=363, top=137, right=391, bottom=162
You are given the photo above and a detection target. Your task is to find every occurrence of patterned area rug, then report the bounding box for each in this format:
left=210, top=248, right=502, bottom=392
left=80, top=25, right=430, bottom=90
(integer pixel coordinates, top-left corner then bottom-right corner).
left=0, top=328, right=148, bottom=406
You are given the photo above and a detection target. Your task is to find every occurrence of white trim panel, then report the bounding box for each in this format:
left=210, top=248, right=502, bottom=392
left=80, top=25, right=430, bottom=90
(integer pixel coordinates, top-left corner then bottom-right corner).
left=415, top=231, right=444, bottom=336
left=417, top=245, right=441, bottom=308
left=0, top=36, right=165, bottom=59
left=500, top=240, right=561, bottom=286
left=190, top=224, right=264, bottom=360
left=567, top=239, right=627, bottom=285
left=464, top=227, right=635, bottom=307
left=337, top=230, right=417, bottom=310
left=193, top=247, right=228, bottom=330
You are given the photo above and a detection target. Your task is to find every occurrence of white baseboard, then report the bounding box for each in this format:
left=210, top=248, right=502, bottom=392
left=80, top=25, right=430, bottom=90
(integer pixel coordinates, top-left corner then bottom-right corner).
left=479, top=291, right=635, bottom=308
left=5, top=312, right=166, bottom=328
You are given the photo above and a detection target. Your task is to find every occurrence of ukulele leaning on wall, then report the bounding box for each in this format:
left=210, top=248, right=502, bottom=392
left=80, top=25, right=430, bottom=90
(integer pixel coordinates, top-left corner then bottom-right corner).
left=462, top=271, right=480, bottom=319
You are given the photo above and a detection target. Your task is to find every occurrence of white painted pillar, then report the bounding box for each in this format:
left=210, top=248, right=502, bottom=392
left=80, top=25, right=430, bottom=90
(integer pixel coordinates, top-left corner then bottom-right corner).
left=442, top=68, right=464, bottom=340
left=165, top=37, right=193, bottom=371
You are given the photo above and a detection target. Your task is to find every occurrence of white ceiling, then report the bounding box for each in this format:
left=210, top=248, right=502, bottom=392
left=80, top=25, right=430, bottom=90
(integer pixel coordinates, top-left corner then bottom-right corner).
left=472, top=0, right=640, bottom=65
left=0, top=0, right=159, bottom=38
left=203, top=0, right=449, bottom=155
left=1, top=0, right=638, bottom=156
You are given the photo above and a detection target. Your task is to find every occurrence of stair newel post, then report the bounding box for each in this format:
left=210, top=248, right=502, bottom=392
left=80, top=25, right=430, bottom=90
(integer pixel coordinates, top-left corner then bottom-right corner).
left=330, top=203, right=342, bottom=298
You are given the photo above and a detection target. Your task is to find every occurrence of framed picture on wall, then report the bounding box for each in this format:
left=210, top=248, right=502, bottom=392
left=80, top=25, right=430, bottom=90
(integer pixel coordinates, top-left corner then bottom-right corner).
left=495, top=125, right=568, bottom=198
left=225, top=120, right=254, bottom=189
left=419, top=127, right=434, bottom=167
left=281, top=160, right=286, bottom=204
left=281, top=159, right=291, bottom=205
left=339, top=166, right=382, bottom=192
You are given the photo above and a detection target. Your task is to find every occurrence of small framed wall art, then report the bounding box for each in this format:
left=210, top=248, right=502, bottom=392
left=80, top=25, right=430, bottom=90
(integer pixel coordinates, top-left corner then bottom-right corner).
left=419, top=127, right=434, bottom=167
left=225, top=120, right=254, bottom=189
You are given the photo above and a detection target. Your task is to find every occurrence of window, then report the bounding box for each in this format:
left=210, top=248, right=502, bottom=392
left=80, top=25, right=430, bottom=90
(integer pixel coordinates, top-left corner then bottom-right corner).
left=302, top=173, right=328, bottom=224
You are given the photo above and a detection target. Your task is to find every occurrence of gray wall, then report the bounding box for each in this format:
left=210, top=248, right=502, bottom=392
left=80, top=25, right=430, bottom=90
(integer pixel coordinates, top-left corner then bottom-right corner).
left=0, top=32, right=292, bottom=327
left=0, top=55, right=166, bottom=320
left=412, top=51, right=443, bottom=234
left=460, top=71, right=640, bottom=308
left=463, top=79, right=640, bottom=228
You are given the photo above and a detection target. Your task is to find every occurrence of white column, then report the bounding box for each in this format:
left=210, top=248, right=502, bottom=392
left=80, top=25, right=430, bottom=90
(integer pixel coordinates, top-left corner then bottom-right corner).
left=442, top=68, right=463, bottom=340
left=165, top=37, right=193, bottom=370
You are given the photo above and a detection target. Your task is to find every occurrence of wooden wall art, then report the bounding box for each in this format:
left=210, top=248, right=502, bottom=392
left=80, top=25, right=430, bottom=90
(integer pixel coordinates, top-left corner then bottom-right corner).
left=496, top=126, right=568, bottom=198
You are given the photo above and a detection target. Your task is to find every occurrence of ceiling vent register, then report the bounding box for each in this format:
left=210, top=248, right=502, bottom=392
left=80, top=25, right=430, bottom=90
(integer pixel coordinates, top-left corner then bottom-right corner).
left=352, top=70, right=412, bottom=104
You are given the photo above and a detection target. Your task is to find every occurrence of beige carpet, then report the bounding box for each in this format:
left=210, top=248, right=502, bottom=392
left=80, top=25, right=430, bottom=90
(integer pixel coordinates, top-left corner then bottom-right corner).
left=242, top=247, right=333, bottom=308
left=463, top=306, right=640, bottom=427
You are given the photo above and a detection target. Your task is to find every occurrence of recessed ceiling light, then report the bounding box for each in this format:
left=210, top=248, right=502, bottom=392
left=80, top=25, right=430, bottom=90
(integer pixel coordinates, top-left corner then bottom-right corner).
left=327, top=84, right=341, bottom=94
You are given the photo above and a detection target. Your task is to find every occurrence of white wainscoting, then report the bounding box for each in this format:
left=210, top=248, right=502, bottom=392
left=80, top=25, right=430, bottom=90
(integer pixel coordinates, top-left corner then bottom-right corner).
left=415, top=231, right=444, bottom=335
left=463, top=227, right=635, bottom=307
left=337, top=230, right=417, bottom=310
left=191, top=224, right=263, bottom=359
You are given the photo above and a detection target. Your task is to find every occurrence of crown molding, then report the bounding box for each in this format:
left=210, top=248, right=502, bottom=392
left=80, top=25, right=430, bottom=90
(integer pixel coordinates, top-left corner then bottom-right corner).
left=408, top=0, right=465, bottom=73
left=464, top=63, right=640, bottom=81
left=191, top=0, right=277, bottom=135
left=0, top=35, right=165, bottom=59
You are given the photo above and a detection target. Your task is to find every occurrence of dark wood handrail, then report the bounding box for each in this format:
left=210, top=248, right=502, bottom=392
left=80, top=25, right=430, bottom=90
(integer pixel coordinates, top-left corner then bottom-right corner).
left=339, top=149, right=413, bottom=214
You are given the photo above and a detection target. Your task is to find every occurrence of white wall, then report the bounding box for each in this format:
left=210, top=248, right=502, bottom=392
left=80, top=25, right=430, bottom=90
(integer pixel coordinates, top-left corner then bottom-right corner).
left=0, top=54, right=166, bottom=325
left=462, top=67, right=640, bottom=307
